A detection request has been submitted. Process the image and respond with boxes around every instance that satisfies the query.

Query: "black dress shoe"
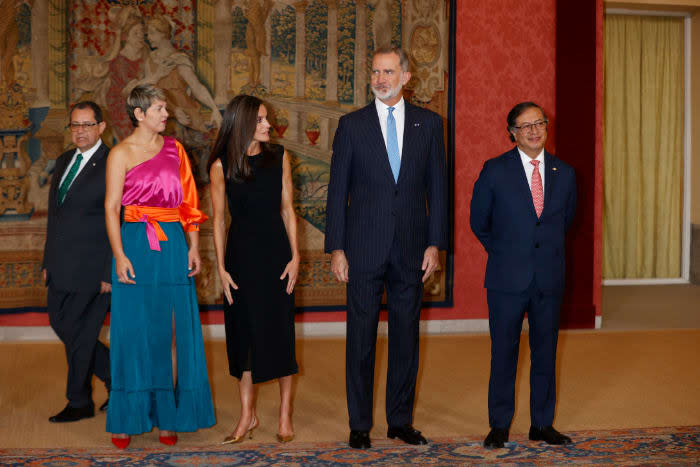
[529,426,572,445]
[349,430,371,449]
[387,425,428,445]
[484,428,509,448]
[49,404,94,423]
[99,398,109,412]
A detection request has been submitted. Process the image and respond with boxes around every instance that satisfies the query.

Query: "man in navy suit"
[325,46,448,449]
[470,102,577,448]
[42,102,112,423]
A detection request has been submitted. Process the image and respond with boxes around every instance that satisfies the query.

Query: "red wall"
[425,0,602,325]
[426,0,558,321]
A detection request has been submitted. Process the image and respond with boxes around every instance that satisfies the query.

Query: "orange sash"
[124,205,180,251]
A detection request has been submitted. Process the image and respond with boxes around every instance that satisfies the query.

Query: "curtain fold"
[603,15,684,279]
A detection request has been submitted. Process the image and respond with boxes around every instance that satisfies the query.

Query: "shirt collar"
[517,147,545,166]
[375,96,405,115]
[75,139,103,158]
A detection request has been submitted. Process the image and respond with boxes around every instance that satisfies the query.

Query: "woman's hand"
[187,247,201,277]
[280,256,300,295]
[115,255,136,284]
[218,266,238,305]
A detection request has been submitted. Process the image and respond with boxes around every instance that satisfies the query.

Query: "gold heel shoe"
[222,417,258,445]
[276,433,295,443]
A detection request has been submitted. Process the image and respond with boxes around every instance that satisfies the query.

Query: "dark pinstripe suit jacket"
[324,101,448,275]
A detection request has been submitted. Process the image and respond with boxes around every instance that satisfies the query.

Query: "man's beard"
[371,82,402,101]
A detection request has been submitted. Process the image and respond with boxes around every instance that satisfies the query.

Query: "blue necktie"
[386,107,400,182]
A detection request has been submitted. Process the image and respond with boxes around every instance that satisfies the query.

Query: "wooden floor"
[1,329,699,449]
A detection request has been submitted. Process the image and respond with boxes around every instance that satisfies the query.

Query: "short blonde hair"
[126,84,167,127]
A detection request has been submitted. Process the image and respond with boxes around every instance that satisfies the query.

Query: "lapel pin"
[92,162,96,167]
[414,122,420,127]
[552,167,557,171]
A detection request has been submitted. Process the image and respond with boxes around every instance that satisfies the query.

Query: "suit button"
[535,243,540,248]
[536,221,541,226]
[394,190,398,196]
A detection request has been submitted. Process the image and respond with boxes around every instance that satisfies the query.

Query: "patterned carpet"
[1,426,698,466]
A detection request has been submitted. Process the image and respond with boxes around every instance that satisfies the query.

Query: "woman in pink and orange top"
[104,84,215,449]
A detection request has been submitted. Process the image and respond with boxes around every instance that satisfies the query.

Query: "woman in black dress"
[208,95,299,444]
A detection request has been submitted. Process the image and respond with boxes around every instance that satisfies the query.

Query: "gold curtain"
[603,15,684,279]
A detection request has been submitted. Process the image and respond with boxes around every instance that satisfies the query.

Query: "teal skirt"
[106,221,215,435]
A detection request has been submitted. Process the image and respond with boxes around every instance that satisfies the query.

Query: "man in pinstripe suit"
[325,46,448,449]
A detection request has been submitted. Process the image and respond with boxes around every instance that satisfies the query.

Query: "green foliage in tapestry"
[289,151,330,233]
[305,1,327,101]
[337,0,355,104]
[232,7,247,49]
[391,1,402,47]
[271,6,295,63]
[17,3,31,47]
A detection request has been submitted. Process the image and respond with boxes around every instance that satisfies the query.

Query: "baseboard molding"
[1,319,494,341]
[0,316,605,342]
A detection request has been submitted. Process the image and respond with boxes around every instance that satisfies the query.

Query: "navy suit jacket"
[325,101,448,274]
[42,142,113,292]
[470,148,577,295]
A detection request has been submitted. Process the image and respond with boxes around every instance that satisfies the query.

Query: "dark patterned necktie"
[58,154,83,205]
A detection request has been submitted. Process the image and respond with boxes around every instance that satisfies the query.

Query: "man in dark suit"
[470,102,577,448]
[42,101,112,423]
[325,46,448,449]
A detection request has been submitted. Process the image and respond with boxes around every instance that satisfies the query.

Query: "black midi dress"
[220,144,298,383]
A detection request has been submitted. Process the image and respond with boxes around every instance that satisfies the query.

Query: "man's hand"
[100,281,112,294]
[421,246,440,283]
[330,250,349,283]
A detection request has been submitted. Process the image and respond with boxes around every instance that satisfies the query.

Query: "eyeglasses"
[68,122,100,131]
[513,120,548,133]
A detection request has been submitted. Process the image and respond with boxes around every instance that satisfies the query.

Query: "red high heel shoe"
[159,433,178,446]
[111,436,131,449]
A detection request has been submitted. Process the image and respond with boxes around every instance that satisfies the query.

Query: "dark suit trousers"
[47,287,111,408]
[486,281,562,429]
[345,242,424,431]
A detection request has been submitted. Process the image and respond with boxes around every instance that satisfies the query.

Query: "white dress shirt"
[375,97,405,158]
[58,139,104,189]
[518,147,545,192]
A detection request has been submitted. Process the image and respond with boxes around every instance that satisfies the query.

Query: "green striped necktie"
[57,153,83,205]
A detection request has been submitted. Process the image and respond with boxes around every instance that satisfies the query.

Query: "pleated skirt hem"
[106,385,216,435]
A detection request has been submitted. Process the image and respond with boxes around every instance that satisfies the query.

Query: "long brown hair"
[207,95,265,183]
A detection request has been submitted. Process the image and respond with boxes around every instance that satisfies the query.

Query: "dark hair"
[373,46,410,72]
[126,84,167,127]
[506,102,547,142]
[70,101,104,123]
[207,95,265,183]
